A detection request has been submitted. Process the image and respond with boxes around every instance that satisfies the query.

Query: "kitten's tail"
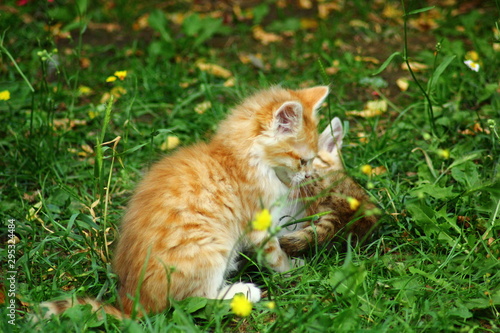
[36,297,127,320]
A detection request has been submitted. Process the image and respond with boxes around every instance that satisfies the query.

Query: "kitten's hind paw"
[291,257,305,269]
[217,283,261,303]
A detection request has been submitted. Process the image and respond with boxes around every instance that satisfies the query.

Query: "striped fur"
[279,118,378,256]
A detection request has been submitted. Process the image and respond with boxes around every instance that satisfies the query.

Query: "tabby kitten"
[40,86,329,318]
[279,118,378,256]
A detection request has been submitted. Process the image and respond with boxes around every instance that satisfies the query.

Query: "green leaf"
[326,262,366,297]
[463,289,500,310]
[267,18,301,32]
[410,184,456,199]
[179,297,208,314]
[451,160,480,188]
[436,206,462,234]
[194,18,223,47]
[76,0,89,14]
[391,276,422,305]
[359,76,388,88]
[448,302,473,319]
[406,202,436,226]
[428,55,456,92]
[148,9,172,43]
[181,14,224,47]
[372,51,402,75]
[331,308,361,330]
[448,151,483,170]
[408,267,455,291]
[253,4,270,25]
[406,6,436,16]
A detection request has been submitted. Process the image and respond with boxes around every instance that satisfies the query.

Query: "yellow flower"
[160,136,180,151]
[78,85,92,95]
[266,301,276,310]
[88,110,98,119]
[106,76,117,82]
[166,136,180,150]
[252,208,272,231]
[437,149,450,159]
[465,51,479,62]
[114,70,127,80]
[347,197,360,211]
[0,90,11,101]
[231,294,252,317]
[360,164,372,176]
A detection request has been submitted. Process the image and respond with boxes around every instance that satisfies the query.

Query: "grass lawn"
[1,0,499,332]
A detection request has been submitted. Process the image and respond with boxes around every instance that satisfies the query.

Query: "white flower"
[464,60,480,72]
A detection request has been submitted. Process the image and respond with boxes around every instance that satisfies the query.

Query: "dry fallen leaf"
[401,61,429,72]
[110,86,127,98]
[408,9,441,32]
[275,58,288,69]
[197,62,232,78]
[346,100,388,118]
[252,26,283,45]
[325,66,340,75]
[325,59,341,74]
[53,118,87,130]
[239,53,266,70]
[299,0,313,9]
[459,122,490,135]
[45,23,71,39]
[349,19,370,29]
[224,77,236,87]
[300,18,318,30]
[382,4,403,20]
[133,13,150,31]
[81,144,94,154]
[80,57,91,69]
[88,22,121,32]
[396,78,410,91]
[372,166,387,176]
[194,101,211,114]
[318,2,343,19]
[357,132,369,144]
[354,56,380,64]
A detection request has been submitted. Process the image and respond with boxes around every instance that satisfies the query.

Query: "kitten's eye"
[300,158,314,167]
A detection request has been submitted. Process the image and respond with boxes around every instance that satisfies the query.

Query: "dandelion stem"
[401,1,436,136]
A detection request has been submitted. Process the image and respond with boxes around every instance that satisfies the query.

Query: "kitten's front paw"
[270,251,291,273]
[218,283,261,303]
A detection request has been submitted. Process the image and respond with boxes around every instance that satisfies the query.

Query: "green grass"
[1,0,499,332]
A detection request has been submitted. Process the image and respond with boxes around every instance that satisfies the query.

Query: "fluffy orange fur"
[34,86,330,320]
[112,85,329,314]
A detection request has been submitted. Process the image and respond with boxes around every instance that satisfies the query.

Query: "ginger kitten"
[39,86,329,318]
[279,118,378,256]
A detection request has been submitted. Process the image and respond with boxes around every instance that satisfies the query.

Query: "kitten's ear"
[274,101,303,135]
[298,86,330,111]
[319,117,343,153]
